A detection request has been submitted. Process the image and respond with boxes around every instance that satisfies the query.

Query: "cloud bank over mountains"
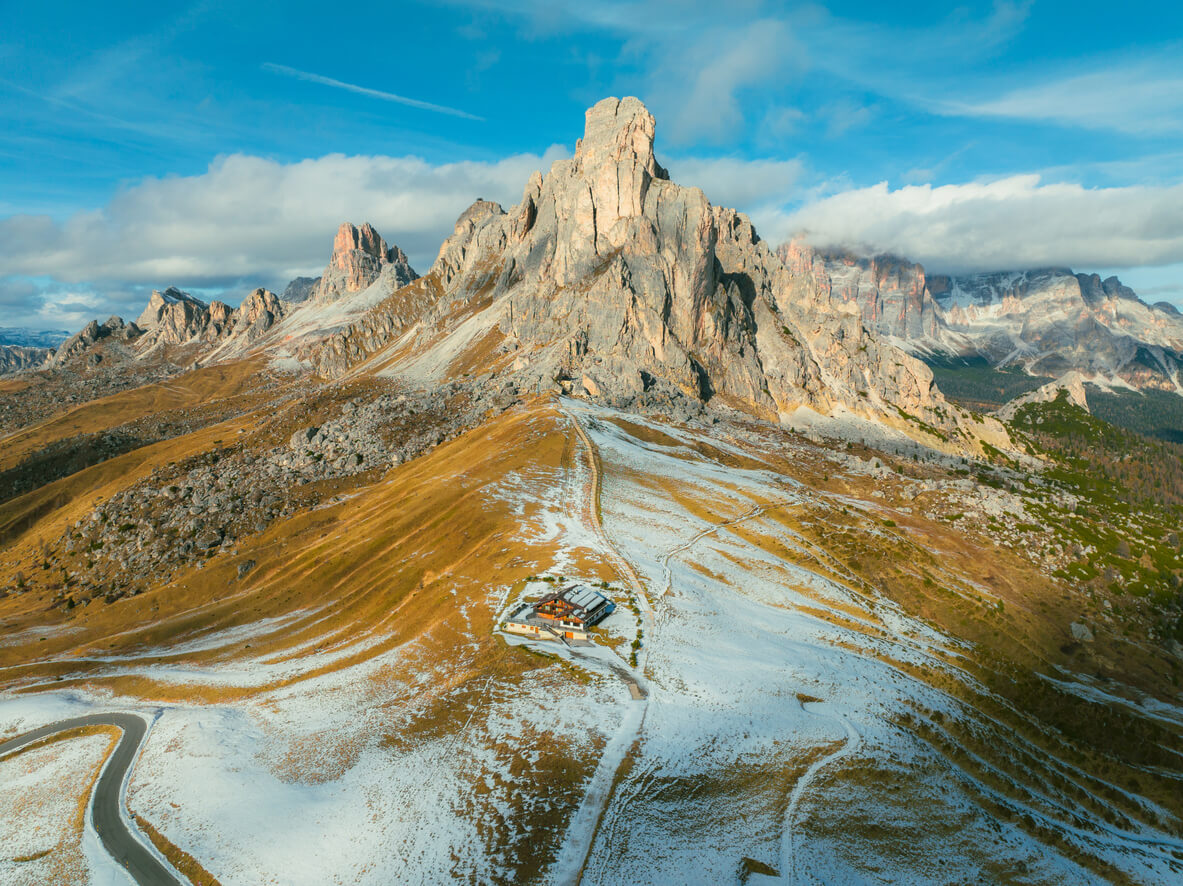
[4,146,1183,328]
[0,148,569,288]
[779,175,1183,275]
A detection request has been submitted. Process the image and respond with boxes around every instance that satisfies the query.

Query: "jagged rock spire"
[311,222,417,304]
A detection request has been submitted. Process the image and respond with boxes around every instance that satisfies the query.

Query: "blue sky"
[2,0,1183,329]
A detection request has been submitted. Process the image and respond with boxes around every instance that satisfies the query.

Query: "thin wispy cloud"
[944,65,1183,135]
[262,63,484,121]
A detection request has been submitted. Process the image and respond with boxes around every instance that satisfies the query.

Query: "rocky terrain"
[295,98,1008,457]
[811,248,1183,394]
[135,285,289,353]
[16,379,516,610]
[309,222,418,304]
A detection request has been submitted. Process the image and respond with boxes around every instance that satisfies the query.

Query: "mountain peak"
[312,222,417,303]
[136,287,206,329]
[332,222,388,265]
[378,96,988,448]
[569,97,667,233]
[577,97,661,170]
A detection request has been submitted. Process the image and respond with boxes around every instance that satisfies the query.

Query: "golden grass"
[132,813,222,886]
[1,400,617,702]
[0,408,261,551]
[0,358,266,473]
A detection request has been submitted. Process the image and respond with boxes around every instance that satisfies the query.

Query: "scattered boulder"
[1069,621,1094,643]
[290,426,319,449]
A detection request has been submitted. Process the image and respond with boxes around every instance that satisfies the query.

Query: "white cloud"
[665,155,804,210]
[779,174,1183,274]
[0,147,570,294]
[9,146,1183,327]
[0,146,802,326]
[647,18,801,144]
[946,60,1183,135]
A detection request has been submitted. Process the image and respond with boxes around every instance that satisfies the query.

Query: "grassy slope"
[0,355,1180,881]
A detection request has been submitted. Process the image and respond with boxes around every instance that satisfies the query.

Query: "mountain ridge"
[805,246,1183,394]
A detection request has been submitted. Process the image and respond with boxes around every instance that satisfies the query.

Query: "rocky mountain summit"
[10,99,1011,454]
[309,222,418,304]
[811,250,1183,393]
[46,316,143,368]
[134,285,288,352]
[305,97,999,450]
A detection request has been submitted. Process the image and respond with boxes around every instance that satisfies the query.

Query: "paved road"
[0,713,181,886]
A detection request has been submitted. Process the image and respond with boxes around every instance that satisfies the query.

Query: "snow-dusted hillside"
[2,397,1178,884]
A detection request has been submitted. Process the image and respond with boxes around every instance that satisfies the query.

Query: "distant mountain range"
[2,97,1182,885]
[0,326,70,348]
[807,250,1183,395]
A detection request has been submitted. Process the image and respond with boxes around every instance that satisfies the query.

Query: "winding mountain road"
[0,713,180,886]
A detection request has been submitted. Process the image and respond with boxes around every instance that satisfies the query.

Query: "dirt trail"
[552,402,654,886]
[565,404,654,623]
[780,702,861,885]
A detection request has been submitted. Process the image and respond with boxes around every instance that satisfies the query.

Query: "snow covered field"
[1,400,1181,884]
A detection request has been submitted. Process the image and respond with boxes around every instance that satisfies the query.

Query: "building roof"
[537,583,610,615]
[560,584,609,612]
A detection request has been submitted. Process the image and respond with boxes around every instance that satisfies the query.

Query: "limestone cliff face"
[0,345,52,375]
[231,288,286,343]
[809,250,940,342]
[418,96,953,429]
[814,250,1183,392]
[930,271,1183,391]
[135,287,210,345]
[129,286,288,353]
[310,222,418,304]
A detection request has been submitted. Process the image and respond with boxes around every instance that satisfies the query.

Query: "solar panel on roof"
[559,585,607,612]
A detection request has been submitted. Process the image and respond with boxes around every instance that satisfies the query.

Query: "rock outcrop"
[309,223,418,304]
[231,288,287,343]
[135,286,288,351]
[46,316,142,368]
[997,371,1090,420]
[136,287,209,330]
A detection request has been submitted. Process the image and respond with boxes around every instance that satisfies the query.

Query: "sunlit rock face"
[310,222,417,304]
[810,250,1183,392]
[421,96,956,430]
